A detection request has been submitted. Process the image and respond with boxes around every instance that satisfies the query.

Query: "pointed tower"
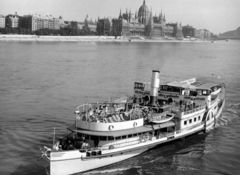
[129,9,131,22]
[148,7,154,37]
[119,9,122,19]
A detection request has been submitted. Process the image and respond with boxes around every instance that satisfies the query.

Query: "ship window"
[122,135,126,139]
[115,136,121,140]
[77,133,83,138]
[184,121,187,125]
[100,136,107,141]
[198,116,200,120]
[108,136,114,141]
[189,119,192,124]
[194,118,196,122]
[128,134,133,138]
[85,135,89,140]
[197,90,202,96]
[90,135,97,140]
[133,133,138,137]
[138,132,142,136]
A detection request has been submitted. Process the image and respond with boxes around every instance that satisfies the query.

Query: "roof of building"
[138,0,150,18]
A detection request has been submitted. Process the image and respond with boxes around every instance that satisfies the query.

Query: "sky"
[1,0,240,34]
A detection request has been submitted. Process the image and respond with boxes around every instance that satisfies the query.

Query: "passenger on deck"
[67,139,74,150]
[58,137,63,149]
[94,137,99,148]
[81,140,90,149]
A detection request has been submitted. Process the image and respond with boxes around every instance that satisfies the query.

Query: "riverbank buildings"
[5,12,21,28]
[0,15,5,28]
[0,1,212,39]
[21,15,60,31]
[182,25,212,39]
[3,12,60,32]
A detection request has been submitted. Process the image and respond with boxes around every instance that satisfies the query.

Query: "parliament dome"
[138,0,150,25]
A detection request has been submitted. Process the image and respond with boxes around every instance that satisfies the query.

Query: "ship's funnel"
[149,70,160,106]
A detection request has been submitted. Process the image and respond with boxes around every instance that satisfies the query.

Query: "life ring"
[109,145,115,150]
[109,125,114,131]
[145,135,149,141]
[133,122,137,127]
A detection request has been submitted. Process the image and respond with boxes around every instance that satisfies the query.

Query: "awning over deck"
[67,121,175,137]
[165,81,196,89]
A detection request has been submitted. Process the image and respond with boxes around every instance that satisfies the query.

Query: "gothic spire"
[119,9,122,19]
[143,0,146,5]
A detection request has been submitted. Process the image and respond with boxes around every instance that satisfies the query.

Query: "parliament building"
[97,0,183,38]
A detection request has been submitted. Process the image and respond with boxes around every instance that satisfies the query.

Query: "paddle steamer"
[39,70,225,175]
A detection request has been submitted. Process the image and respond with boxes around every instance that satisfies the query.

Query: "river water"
[0,40,240,175]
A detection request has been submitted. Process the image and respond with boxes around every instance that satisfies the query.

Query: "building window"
[184,121,187,125]
[194,118,196,122]
[189,119,192,124]
[198,116,200,120]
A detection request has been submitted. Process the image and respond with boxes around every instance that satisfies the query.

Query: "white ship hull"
[50,147,148,175]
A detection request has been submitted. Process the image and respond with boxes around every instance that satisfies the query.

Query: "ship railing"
[83,131,178,155]
[102,132,176,151]
[75,103,144,123]
[182,105,206,115]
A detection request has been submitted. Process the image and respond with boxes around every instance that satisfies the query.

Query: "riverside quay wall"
[0,34,211,43]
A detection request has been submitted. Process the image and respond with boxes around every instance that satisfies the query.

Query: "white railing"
[182,105,206,115]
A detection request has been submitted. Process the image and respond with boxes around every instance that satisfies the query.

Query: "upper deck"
[134,76,224,97]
